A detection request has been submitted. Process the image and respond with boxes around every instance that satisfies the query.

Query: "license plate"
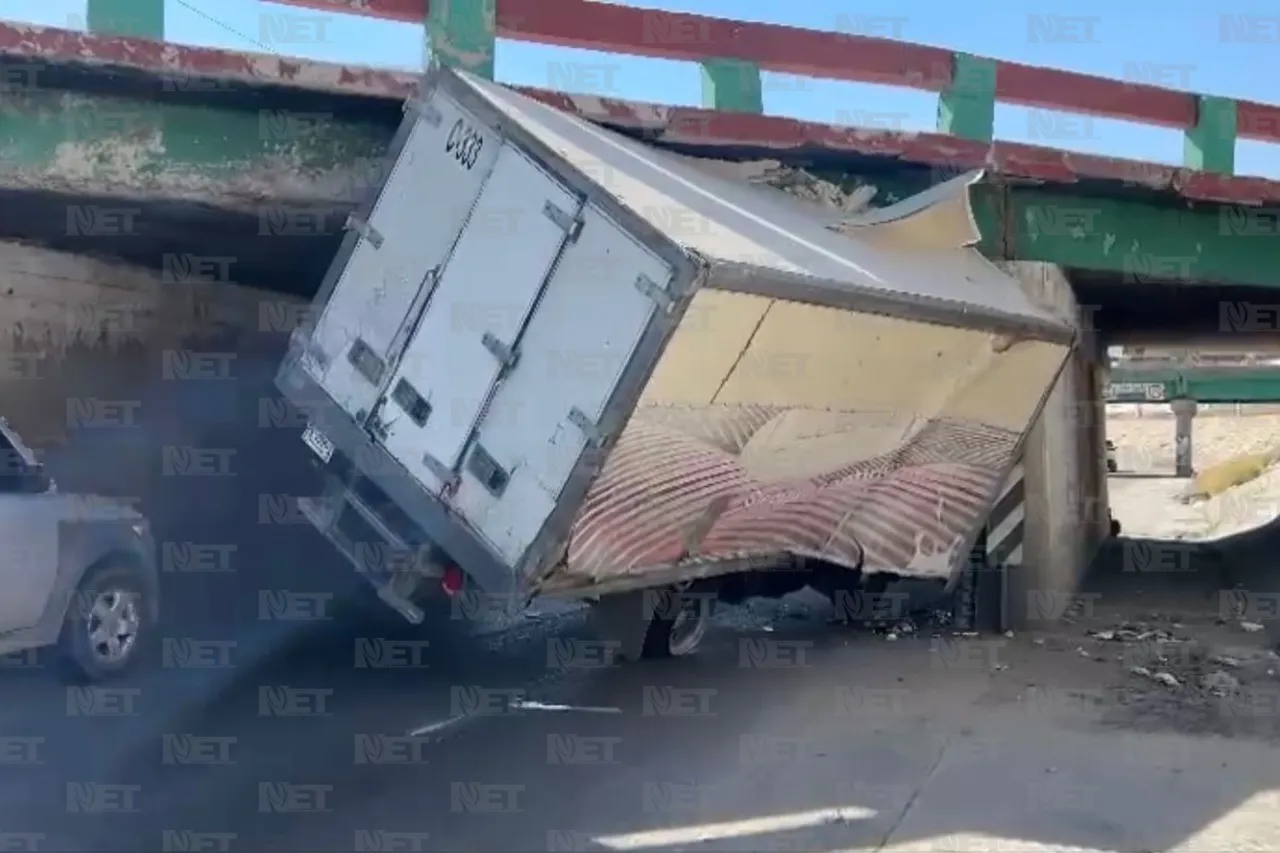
[302,424,334,464]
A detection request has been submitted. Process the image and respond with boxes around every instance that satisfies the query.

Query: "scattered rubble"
[1201,670,1241,694]
[1088,623,1183,644]
[746,163,877,217]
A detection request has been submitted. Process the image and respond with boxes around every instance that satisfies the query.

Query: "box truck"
[275,66,1074,660]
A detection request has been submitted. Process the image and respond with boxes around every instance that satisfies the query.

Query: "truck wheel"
[590,588,711,662]
[641,591,710,660]
[58,558,155,683]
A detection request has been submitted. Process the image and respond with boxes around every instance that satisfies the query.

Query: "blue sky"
[9,0,1280,177]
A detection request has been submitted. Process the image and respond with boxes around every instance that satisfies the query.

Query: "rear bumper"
[274,352,519,599]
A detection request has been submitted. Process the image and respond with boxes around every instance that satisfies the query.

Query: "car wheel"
[58,558,154,683]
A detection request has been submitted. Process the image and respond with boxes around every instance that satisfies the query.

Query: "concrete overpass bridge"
[3,0,1280,623]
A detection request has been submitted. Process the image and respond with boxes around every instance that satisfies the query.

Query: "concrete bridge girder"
[7,63,1280,295]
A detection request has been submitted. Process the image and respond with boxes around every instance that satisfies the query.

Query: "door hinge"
[567,407,602,447]
[481,332,519,371]
[634,273,673,313]
[543,201,584,242]
[421,453,459,491]
[345,215,385,249]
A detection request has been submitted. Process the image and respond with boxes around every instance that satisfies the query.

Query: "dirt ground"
[983,405,1280,742]
[1004,555,1280,742]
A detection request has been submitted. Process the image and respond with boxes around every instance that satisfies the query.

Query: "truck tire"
[590,588,711,662]
[58,557,155,683]
[639,590,709,660]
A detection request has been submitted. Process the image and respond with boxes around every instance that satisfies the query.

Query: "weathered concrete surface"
[0,241,298,446]
[0,240,371,639]
[0,71,399,292]
[1003,261,1109,627]
[0,87,395,210]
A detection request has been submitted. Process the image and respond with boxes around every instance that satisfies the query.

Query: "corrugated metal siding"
[561,404,1020,584]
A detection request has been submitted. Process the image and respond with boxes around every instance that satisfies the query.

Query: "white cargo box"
[279,66,1074,601]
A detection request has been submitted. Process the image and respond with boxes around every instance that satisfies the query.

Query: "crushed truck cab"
[275,66,1074,651]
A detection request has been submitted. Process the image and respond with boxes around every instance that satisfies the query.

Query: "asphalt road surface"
[3,593,1280,853]
[0,344,1278,853]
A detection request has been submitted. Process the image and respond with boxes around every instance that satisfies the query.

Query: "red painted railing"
[5,4,1280,204]
[273,0,1280,144]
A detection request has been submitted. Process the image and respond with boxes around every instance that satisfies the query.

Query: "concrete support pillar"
[1079,359,1111,545]
[1172,398,1197,477]
[998,262,1106,628]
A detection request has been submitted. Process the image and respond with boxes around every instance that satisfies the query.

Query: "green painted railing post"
[428,0,496,79]
[700,59,764,113]
[1184,95,1236,175]
[937,53,996,142]
[86,0,164,39]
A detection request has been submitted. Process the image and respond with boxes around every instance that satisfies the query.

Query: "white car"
[0,419,157,682]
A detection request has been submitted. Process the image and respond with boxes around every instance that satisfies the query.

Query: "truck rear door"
[373,145,584,492]
[299,98,501,423]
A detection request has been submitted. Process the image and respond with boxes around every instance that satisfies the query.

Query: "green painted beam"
[1108,366,1280,403]
[428,0,496,79]
[1184,95,1237,175]
[997,188,1280,288]
[9,76,1280,295]
[1104,375,1175,403]
[86,0,164,39]
[937,53,996,142]
[700,58,765,113]
[0,88,392,210]
[823,170,1280,290]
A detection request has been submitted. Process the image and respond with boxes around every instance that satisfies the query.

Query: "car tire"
[57,558,154,684]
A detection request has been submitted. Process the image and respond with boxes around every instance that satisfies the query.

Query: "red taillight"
[440,565,465,596]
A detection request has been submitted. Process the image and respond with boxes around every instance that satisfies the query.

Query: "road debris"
[1201,670,1241,694]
